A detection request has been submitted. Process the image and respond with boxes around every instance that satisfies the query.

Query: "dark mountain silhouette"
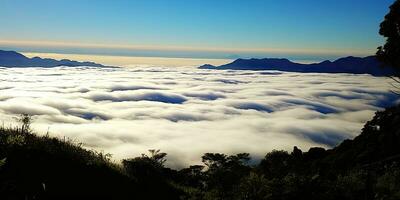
[199,56,396,76]
[0,50,109,68]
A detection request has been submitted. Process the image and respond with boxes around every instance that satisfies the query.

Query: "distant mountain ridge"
[199,56,396,76]
[0,50,109,68]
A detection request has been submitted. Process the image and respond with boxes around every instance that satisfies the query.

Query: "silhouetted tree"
[122,150,181,199]
[377,0,400,92]
[201,153,251,199]
[179,165,205,188]
[122,149,168,178]
[259,150,291,179]
[237,172,270,200]
[291,146,302,158]
[15,114,33,133]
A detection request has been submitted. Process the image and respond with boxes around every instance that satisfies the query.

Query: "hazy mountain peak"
[199,56,395,76]
[0,50,28,59]
[0,50,111,68]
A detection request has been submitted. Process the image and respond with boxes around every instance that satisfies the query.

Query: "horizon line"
[0,39,375,59]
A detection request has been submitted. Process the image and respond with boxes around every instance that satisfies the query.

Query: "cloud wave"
[0,66,398,167]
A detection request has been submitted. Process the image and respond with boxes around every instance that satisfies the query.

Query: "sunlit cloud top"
[0,0,394,60]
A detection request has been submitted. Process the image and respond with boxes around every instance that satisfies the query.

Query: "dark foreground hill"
[1,105,399,200]
[0,50,109,68]
[199,56,396,76]
[0,125,181,199]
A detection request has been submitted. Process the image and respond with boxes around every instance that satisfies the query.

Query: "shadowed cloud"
[231,102,274,113]
[183,92,226,101]
[88,91,187,104]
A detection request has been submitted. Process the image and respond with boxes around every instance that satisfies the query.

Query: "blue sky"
[0,0,395,60]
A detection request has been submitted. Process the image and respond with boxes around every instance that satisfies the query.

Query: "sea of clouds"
[0,66,398,167]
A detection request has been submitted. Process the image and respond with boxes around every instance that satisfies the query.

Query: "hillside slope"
[0,125,180,200]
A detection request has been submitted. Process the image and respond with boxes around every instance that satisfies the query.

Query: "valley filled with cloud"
[0,66,398,167]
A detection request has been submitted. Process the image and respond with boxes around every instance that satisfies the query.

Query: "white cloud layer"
[0,66,398,168]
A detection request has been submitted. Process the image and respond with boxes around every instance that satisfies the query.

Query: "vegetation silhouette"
[377,0,400,76]
[376,0,400,94]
